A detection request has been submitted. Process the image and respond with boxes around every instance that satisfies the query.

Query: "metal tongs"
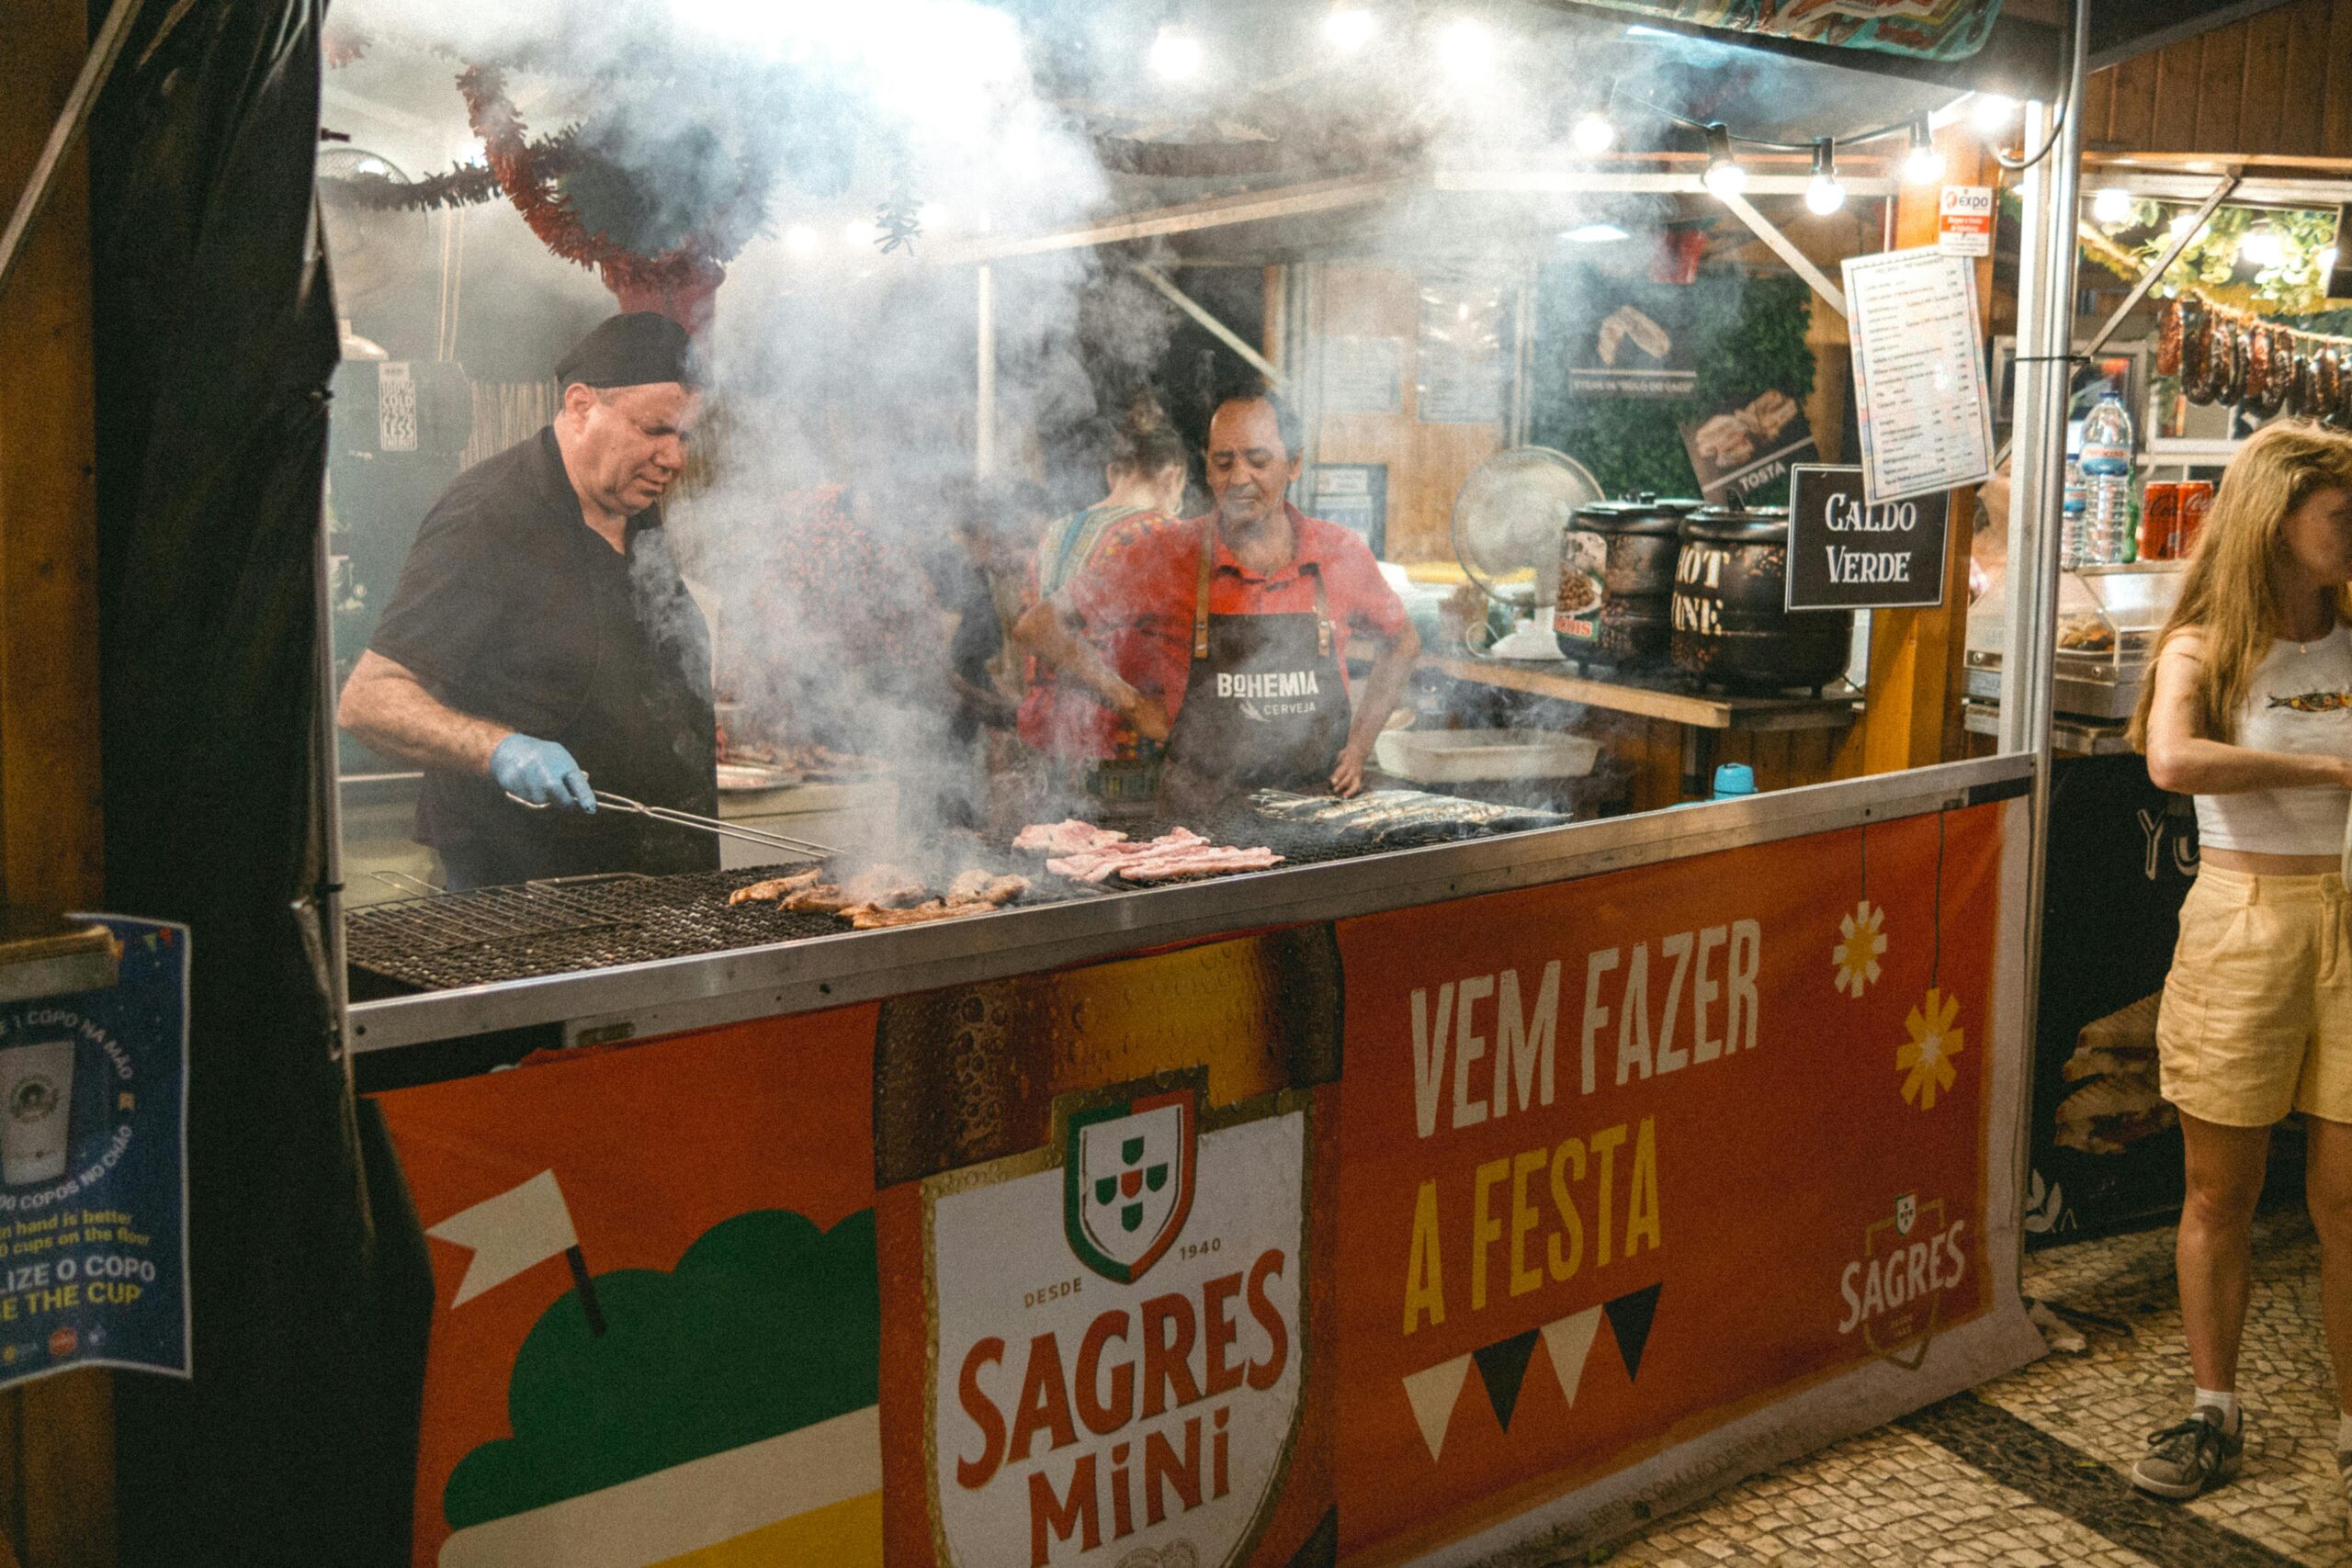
[507,787,833,861]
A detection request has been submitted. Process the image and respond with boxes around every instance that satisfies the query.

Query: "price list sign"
[1841,248,1996,505]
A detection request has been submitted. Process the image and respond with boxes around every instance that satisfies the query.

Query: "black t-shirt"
[369,427,718,886]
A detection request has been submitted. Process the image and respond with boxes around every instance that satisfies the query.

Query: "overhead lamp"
[1970,94,2018,133]
[842,219,876,248]
[1324,3,1374,51]
[2168,209,2204,240]
[2239,224,2284,268]
[1804,137,1845,216]
[1571,110,1616,156]
[1701,122,1746,198]
[1562,222,1629,243]
[2090,187,2132,225]
[783,223,819,256]
[1149,23,1204,82]
[1438,17,1496,83]
[1901,118,1945,186]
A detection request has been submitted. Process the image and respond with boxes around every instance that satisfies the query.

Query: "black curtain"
[88,3,432,1562]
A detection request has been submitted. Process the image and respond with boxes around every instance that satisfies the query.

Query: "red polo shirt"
[1060,504,1408,721]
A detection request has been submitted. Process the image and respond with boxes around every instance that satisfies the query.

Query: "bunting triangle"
[1604,1282,1664,1381]
[1471,1328,1540,1431]
[1401,1354,1472,1461]
[1540,1306,1603,1408]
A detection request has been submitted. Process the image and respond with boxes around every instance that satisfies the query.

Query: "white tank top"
[2194,626,2352,855]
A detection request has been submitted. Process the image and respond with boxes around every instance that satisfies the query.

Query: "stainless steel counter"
[345,750,2033,1056]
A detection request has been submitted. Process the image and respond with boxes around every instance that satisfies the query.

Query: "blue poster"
[0,916,188,1386]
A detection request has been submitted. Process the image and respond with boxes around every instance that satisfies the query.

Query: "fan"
[1450,446,1603,659]
[317,147,431,310]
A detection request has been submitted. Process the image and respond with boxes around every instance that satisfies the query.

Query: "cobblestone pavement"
[1566,1210,2344,1567]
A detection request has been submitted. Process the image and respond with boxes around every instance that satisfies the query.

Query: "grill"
[345,792,1598,997]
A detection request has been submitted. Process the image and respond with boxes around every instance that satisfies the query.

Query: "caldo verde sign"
[1785,465,1951,612]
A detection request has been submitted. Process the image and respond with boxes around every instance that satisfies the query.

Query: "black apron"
[1162,519,1352,812]
[435,528,718,891]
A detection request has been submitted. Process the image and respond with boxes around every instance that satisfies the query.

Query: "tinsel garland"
[458,62,746,306]
[320,130,581,214]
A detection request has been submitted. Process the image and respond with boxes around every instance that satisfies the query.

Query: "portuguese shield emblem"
[1065,1089,1196,1283]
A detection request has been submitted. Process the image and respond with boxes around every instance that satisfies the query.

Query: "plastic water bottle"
[2078,394,2135,564]
[1712,762,1757,799]
[2061,460,2087,570]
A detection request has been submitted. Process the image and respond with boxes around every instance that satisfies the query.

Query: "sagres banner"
[876,931,1340,1568]
[1331,805,2007,1561]
[375,1010,886,1568]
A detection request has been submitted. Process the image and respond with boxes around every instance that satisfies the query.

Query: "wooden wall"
[2081,0,2352,158]
[1308,264,1503,563]
[0,4,110,1565]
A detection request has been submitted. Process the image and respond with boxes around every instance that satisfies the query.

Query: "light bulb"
[1902,121,1945,186]
[2240,225,2284,267]
[1149,24,1203,81]
[1804,138,1844,215]
[783,224,819,256]
[1324,5,1374,51]
[2090,187,2132,224]
[1970,94,2019,132]
[1702,122,1745,198]
[842,219,875,248]
[1572,111,1615,156]
[1561,222,1629,244]
[1438,17,1495,83]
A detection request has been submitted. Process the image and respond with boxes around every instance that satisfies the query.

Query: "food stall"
[292,0,2101,1557]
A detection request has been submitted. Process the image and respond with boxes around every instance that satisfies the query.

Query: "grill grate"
[345,795,1583,995]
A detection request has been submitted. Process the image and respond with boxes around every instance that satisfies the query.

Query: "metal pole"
[2003,0,2087,1280]
[0,0,144,304]
[976,262,996,477]
[2078,172,2238,361]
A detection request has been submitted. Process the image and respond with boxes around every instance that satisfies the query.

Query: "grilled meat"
[727,868,824,906]
[1013,818,1130,855]
[842,864,928,908]
[1046,828,1283,885]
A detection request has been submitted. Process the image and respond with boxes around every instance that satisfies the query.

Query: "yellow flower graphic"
[1897,988,1964,1110]
[1833,899,1888,998]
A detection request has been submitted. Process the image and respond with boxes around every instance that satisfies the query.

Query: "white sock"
[2335,1409,2351,1451]
[2194,1387,2240,1430]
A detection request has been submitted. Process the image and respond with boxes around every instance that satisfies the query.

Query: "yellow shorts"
[2157,866,2352,1126]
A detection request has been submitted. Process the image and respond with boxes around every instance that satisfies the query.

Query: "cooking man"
[337,312,718,889]
[1016,388,1419,805]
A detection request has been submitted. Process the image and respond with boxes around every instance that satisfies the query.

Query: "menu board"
[1840,249,1995,504]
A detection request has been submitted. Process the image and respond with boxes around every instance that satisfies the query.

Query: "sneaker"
[2131,1408,2243,1499]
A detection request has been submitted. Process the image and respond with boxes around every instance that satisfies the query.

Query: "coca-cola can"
[2177,480,2215,557]
[2139,482,2182,560]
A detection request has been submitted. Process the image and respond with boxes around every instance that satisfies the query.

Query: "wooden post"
[1841,123,1996,776]
[0,2,111,1564]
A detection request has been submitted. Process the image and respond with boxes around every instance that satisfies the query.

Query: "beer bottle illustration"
[874,926,1342,1568]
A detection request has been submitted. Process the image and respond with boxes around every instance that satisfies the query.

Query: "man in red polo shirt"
[1017,389,1419,802]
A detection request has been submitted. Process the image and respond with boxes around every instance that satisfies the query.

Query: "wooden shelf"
[1431,656,1862,733]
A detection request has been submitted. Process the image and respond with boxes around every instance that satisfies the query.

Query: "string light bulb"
[1902,119,1945,186]
[1702,122,1746,197]
[1805,137,1846,215]
[1324,4,1374,50]
[1149,23,1204,81]
[2090,187,2132,224]
[2240,224,2285,267]
[1572,110,1616,156]
[783,223,819,256]
[1438,16,1496,83]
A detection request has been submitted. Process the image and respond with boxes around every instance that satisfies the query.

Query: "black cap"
[555,312,700,391]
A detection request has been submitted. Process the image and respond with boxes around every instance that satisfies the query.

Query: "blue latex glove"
[490,734,595,812]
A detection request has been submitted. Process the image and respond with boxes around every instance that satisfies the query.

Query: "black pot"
[1669,504,1853,693]
[1554,494,1699,671]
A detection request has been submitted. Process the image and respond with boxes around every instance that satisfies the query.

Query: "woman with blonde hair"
[2133,419,2352,1507]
